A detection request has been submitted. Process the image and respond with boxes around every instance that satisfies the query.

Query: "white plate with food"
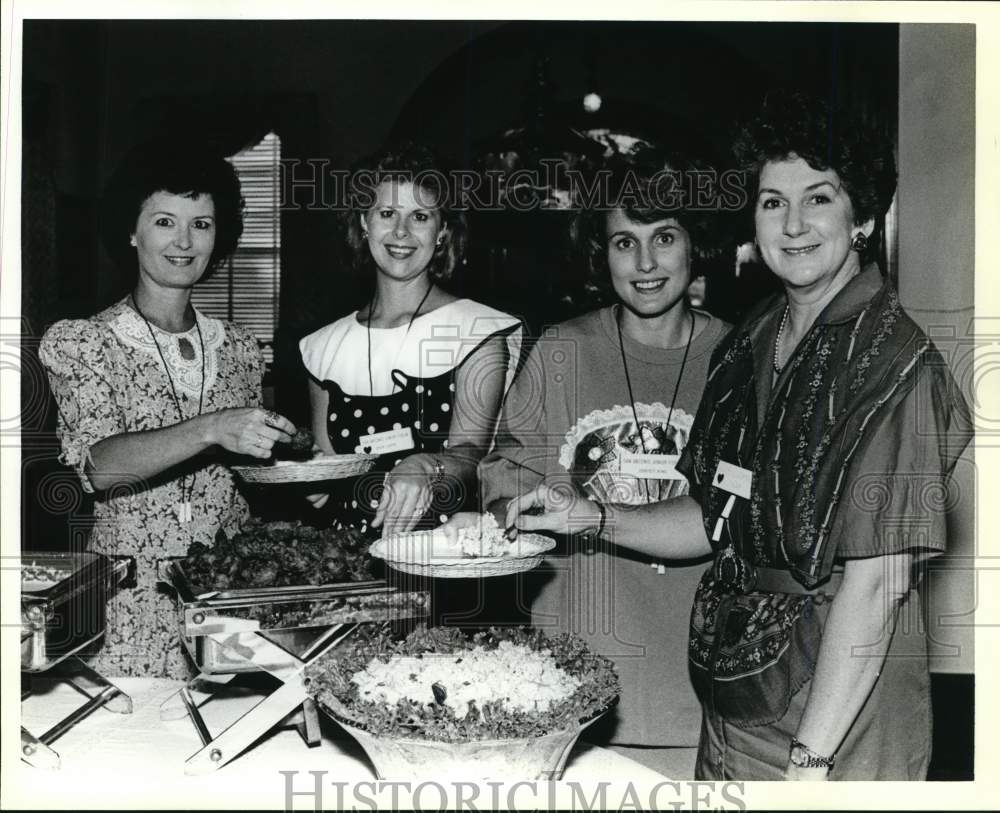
[370,514,555,578]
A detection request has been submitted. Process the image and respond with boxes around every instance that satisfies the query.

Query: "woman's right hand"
[206,407,296,458]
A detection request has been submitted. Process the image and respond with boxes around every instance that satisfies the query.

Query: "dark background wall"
[20,19,899,353]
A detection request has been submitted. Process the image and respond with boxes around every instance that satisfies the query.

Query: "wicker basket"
[324,706,607,780]
[369,531,555,579]
[231,454,375,484]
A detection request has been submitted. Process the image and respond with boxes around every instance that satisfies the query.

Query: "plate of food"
[369,513,555,578]
[231,428,376,484]
[305,625,620,780]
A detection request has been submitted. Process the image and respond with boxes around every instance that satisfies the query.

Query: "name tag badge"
[713,461,753,499]
[619,452,685,480]
[355,427,415,456]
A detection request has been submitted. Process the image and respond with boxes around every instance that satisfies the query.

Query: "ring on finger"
[263,410,281,428]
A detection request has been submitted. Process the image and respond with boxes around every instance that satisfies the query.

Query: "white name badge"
[355,427,415,456]
[619,452,685,480]
[712,461,753,499]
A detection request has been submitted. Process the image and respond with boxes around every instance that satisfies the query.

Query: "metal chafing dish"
[20,551,136,769]
[21,552,135,671]
[158,557,430,774]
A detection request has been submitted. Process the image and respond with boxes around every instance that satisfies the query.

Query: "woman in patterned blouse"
[39,142,296,678]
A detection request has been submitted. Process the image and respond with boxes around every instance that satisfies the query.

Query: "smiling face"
[755,155,872,296]
[133,191,216,291]
[362,180,444,282]
[605,209,692,319]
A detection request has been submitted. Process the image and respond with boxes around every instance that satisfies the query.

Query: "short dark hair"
[101,140,244,273]
[344,142,466,282]
[570,146,722,296]
[732,90,897,256]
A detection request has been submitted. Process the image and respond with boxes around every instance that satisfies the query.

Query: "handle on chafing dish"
[190,581,396,608]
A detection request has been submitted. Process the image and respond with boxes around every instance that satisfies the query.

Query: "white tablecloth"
[11,676,674,810]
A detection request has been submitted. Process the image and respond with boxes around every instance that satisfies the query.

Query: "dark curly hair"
[570,146,723,296]
[344,141,466,283]
[732,91,897,257]
[101,140,245,275]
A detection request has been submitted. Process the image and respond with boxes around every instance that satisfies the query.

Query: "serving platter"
[231,453,375,484]
[370,529,556,579]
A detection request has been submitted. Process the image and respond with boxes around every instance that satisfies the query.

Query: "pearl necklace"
[772,305,789,375]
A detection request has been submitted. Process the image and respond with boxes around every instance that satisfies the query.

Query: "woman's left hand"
[504,482,601,538]
[372,455,441,537]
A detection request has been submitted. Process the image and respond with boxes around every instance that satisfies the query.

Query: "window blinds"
[191,132,281,365]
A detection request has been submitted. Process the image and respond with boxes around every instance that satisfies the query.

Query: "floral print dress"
[39,298,264,678]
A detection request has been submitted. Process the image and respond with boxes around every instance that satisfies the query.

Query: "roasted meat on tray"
[181,518,375,593]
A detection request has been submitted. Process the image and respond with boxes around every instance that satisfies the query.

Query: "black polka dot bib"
[322,368,459,534]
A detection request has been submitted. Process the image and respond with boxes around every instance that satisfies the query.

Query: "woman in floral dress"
[40,143,296,678]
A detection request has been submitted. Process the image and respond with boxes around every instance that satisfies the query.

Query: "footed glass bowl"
[323,703,609,780]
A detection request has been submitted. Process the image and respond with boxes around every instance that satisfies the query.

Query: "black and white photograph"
[2,2,995,810]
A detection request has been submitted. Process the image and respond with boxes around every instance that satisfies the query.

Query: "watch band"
[789,738,835,770]
[430,459,446,481]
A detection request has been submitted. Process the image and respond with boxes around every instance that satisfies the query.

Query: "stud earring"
[851,232,869,253]
[130,236,137,247]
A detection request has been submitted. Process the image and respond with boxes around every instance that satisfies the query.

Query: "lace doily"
[111,307,225,400]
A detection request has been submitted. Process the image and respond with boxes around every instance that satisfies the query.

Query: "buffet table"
[14,676,673,810]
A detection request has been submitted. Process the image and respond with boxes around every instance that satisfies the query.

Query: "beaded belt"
[713,546,843,597]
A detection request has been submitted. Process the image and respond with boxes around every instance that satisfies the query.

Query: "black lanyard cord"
[365,282,434,397]
[615,305,695,454]
[129,294,206,522]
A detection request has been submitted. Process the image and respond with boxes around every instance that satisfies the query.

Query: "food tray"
[231,453,375,484]
[370,530,556,579]
[21,552,135,672]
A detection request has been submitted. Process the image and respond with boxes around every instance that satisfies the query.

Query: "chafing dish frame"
[161,558,431,675]
[20,552,136,769]
[158,557,430,774]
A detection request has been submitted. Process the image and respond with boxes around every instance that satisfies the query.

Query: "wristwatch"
[789,738,835,770]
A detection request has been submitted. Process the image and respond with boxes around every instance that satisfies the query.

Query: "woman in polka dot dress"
[299,143,521,539]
